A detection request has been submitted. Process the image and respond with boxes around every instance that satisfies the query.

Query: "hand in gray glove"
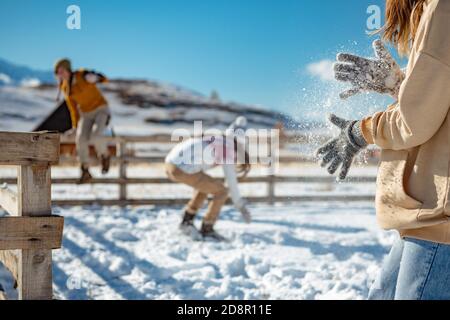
[334,39,405,100]
[316,114,368,180]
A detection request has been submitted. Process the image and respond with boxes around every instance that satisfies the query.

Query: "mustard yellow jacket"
[60,69,108,128]
[362,0,450,243]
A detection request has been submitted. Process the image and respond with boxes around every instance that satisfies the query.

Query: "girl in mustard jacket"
[54,59,111,183]
[317,0,450,299]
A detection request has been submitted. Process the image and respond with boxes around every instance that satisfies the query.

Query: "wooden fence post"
[267,175,275,205]
[17,164,53,300]
[118,141,127,202]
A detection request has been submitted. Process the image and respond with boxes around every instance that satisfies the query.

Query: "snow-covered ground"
[0,162,391,300]
[0,200,395,300]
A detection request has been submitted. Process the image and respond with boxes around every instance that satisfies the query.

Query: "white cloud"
[306,59,335,81]
[0,73,12,84]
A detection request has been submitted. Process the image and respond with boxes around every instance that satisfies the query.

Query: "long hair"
[381,0,427,56]
[203,134,252,178]
[234,138,251,179]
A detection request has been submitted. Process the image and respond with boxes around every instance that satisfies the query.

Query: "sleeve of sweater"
[361,53,450,150]
[361,4,450,150]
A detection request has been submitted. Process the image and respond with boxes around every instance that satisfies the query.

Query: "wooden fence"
[0,133,378,208]
[48,134,377,205]
[0,131,63,300]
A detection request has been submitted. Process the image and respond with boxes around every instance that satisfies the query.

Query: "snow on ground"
[0,201,396,300]
[0,163,392,300]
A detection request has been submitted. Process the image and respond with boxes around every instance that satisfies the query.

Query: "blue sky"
[0,0,393,116]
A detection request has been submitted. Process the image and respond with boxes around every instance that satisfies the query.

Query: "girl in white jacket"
[165,117,251,240]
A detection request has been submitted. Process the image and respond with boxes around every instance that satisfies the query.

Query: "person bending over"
[165,117,252,240]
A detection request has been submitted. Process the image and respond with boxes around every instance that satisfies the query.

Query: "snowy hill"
[0,58,297,134]
[0,58,55,87]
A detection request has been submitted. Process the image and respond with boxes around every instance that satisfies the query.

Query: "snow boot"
[180,211,200,239]
[180,211,195,230]
[77,165,93,184]
[180,211,195,227]
[200,222,226,242]
[101,155,111,175]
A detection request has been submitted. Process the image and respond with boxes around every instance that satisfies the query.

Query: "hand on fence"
[316,114,367,180]
[334,39,405,100]
[64,127,77,138]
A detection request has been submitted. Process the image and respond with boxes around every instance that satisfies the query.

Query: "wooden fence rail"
[19,134,379,205]
[2,175,376,206]
[0,131,63,300]
[2,134,378,207]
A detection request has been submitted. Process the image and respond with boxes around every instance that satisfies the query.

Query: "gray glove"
[334,39,405,100]
[316,114,368,180]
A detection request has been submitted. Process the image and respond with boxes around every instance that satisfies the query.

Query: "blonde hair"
[381,0,426,56]
[234,138,251,179]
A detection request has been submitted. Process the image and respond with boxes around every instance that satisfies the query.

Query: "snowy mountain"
[0,58,298,134]
[0,58,55,87]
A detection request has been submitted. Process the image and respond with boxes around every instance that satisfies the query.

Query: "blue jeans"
[368,236,450,300]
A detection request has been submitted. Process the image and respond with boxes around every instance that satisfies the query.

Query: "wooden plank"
[0,250,18,280]
[17,165,54,300]
[0,216,64,250]
[267,175,275,205]
[117,142,127,201]
[52,195,375,207]
[18,166,52,217]
[0,175,377,186]
[60,144,117,158]
[56,153,318,165]
[57,154,375,166]
[0,185,18,216]
[58,155,170,165]
[60,133,316,144]
[0,131,60,166]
